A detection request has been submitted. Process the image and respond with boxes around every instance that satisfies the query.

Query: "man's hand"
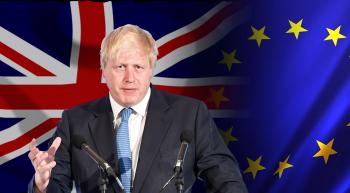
[28,137,61,193]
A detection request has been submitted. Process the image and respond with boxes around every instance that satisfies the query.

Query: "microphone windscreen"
[180,130,193,143]
[72,135,86,149]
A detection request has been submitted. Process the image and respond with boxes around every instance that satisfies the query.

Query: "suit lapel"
[132,89,172,193]
[87,97,118,173]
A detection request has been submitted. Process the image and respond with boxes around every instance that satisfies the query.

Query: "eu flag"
[232,0,350,192]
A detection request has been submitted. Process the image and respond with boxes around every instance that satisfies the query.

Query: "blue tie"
[116,108,133,193]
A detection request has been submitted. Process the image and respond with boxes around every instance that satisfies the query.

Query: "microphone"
[159,131,192,193]
[72,135,125,192]
[174,131,192,174]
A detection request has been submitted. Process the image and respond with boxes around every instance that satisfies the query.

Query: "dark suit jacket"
[29,88,247,193]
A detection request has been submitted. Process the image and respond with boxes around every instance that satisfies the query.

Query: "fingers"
[29,137,60,192]
[37,160,56,173]
[28,138,40,162]
[33,152,46,168]
[29,137,61,169]
[32,151,57,178]
[48,137,61,157]
[28,148,39,162]
[33,151,57,192]
[29,138,37,150]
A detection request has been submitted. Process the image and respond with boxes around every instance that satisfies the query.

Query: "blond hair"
[100,24,158,69]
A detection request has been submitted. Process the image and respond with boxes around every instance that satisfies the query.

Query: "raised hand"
[28,137,61,193]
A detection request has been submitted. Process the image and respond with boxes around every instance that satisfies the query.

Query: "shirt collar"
[109,87,151,118]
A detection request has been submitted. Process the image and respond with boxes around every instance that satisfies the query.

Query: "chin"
[121,98,138,107]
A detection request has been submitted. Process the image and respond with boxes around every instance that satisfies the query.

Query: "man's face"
[102,38,153,107]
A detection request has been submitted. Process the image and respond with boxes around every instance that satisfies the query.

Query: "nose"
[124,66,135,83]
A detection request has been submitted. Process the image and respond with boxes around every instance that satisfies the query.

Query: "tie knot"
[121,108,132,121]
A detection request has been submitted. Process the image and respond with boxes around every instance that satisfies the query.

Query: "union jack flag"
[0,1,249,192]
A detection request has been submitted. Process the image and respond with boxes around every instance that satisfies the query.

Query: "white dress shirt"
[109,88,151,182]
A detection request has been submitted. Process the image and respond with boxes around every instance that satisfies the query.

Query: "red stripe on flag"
[0,85,108,109]
[0,42,55,76]
[76,2,106,84]
[0,118,60,157]
[157,2,240,59]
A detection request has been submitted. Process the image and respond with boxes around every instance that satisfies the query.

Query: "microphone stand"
[159,132,191,193]
[73,136,124,193]
[97,164,126,193]
[158,170,184,193]
[98,165,109,193]
[98,164,125,193]
[174,171,184,193]
[158,173,176,193]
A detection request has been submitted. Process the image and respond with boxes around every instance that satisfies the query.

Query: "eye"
[135,65,144,70]
[112,64,125,70]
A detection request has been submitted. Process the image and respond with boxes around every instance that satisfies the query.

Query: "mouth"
[121,88,137,93]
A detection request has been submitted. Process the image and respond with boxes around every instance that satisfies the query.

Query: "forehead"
[109,45,148,65]
[116,49,148,61]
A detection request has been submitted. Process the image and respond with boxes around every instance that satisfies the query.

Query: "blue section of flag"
[0,118,24,132]
[157,26,249,78]
[112,2,218,40]
[0,65,24,76]
[0,139,49,193]
[237,0,350,192]
[0,2,72,69]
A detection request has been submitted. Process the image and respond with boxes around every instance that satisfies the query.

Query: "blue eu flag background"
[1,1,350,193]
[231,0,350,192]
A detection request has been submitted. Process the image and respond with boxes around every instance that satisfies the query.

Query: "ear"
[101,67,107,79]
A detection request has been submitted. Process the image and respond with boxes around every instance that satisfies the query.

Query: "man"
[28,24,248,193]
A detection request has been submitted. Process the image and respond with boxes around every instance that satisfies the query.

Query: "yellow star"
[244,156,266,179]
[220,127,238,145]
[313,139,337,164]
[324,25,346,46]
[286,19,308,39]
[274,155,294,178]
[218,49,241,71]
[347,122,350,126]
[248,26,270,47]
[206,87,230,108]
